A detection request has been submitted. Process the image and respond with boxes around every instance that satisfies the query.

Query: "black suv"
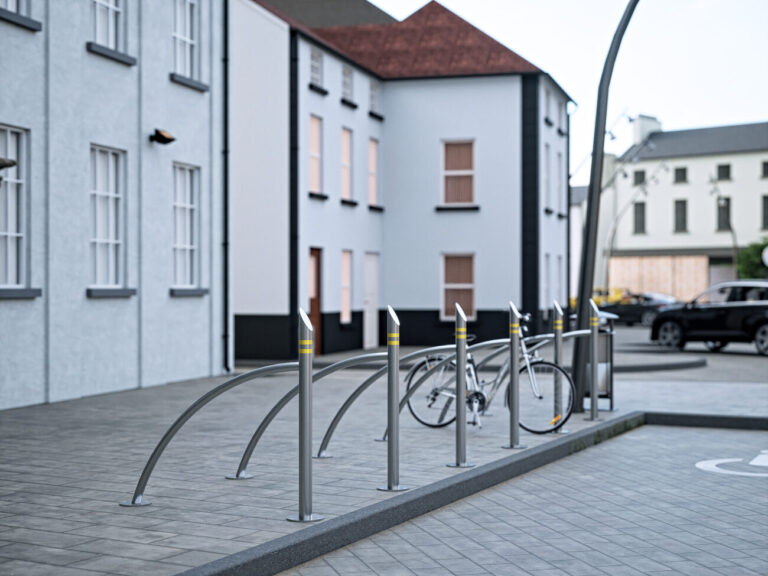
[650,280,768,355]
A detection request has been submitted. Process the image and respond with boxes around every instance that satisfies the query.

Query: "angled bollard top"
[299,308,314,353]
[553,300,564,331]
[455,303,467,337]
[589,299,600,325]
[387,305,400,329]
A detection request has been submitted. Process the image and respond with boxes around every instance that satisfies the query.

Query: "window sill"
[309,83,328,96]
[341,98,358,110]
[673,230,689,234]
[716,178,732,182]
[86,288,137,298]
[369,111,384,122]
[86,42,137,66]
[368,204,384,213]
[309,192,328,201]
[435,204,480,212]
[170,287,209,297]
[170,73,209,92]
[0,288,42,299]
[340,198,358,207]
[544,117,554,127]
[0,7,42,31]
[673,181,688,185]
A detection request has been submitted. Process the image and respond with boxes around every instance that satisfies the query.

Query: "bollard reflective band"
[590,318,599,327]
[554,320,563,330]
[386,332,399,345]
[509,322,519,336]
[299,339,313,354]
[455,327,467,339]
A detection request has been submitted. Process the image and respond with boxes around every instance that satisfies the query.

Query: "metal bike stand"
[288,309,324,522]
[448,304,474,468]
[503,302,526,449]
[379,307,409,491]
[586,300,601,422]
[552,301,569,434]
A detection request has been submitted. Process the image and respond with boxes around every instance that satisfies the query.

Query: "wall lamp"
[149,129,175,145]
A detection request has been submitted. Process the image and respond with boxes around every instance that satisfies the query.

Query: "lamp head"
[0,157,17,171]
[149,129,175,145]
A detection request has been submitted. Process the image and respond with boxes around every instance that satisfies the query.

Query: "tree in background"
[737,238,768,279]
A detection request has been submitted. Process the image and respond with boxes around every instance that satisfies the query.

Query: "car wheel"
[705,341,727,352]
[755,324,768,356]
[657,321,684,349]
[641,311,657,327]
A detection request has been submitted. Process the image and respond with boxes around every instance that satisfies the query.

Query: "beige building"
[599,116,768,301]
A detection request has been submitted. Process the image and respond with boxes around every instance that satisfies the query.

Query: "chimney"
[633,114,662,145]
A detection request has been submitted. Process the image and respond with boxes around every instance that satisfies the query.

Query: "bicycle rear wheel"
[512,360,575,434]
[406,357,457,428]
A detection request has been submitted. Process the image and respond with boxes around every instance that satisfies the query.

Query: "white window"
[341,128,352,200]
[174,0,198,78]
[309,115,323,193]
[173,164,199,287]
[0,126,25,288]
[92,0,122,51]
[2,0,28,15]
[368,138,378,206]
[369,80,379,113]
[340,250,352,324]
[90,146,123,287]
[442,254,474,320]
[342,65,354,102]
[310,48,323,87]
[544,143,551,209]
[443,141,473,204]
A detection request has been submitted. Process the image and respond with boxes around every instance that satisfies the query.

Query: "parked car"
[650,280,768,355]
[601,292,678,327]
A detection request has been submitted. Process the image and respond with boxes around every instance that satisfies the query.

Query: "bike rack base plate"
[377,484,410,492]
[287,514,325,523]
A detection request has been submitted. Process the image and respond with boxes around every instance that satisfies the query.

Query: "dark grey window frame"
[633,170,645,186]
[762,195,768,231]
[674,199,687,233]
[717,197,731,231]
[633,201,646,234]
[673,167,687,184]
[717,163,731,181]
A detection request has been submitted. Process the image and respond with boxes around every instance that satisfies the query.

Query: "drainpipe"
[222,0,231,372]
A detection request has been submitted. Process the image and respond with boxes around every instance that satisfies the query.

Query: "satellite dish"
[762,246,768,267]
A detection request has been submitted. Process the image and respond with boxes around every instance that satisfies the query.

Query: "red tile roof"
[312,1,541,79]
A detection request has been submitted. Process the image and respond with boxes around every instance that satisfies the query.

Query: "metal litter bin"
[586,311,616,410]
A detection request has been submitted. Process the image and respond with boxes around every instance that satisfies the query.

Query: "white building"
[601,117,768,300]
[231,0,572,358]
[0,1,227,410]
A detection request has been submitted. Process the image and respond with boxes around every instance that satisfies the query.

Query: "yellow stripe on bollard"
[590,318,599,326]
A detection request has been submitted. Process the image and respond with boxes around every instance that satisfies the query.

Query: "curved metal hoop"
[120,362,298,506]
[231,353,387,478]
[317,345,455,457]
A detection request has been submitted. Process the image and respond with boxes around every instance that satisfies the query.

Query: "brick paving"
[0,337,766,575]
[279,426,768,576]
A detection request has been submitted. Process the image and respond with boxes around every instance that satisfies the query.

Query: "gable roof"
[621,122,768,162]
[258,0,395,28]
[312,1,541,80]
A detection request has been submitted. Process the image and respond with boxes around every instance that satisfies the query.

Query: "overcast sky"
[369,0,768,185]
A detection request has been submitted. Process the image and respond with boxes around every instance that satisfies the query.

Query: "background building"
[0,0,227,410]
[231,0,572,359]
[600,117,768,300]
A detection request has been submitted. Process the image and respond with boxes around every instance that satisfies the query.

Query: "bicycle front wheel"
[406,357,457,428]
[512,361,575,434]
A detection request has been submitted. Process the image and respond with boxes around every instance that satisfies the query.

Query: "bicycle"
[405,314,575,434]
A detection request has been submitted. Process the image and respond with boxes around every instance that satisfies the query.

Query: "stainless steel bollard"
[553,301,568,434]
[287,309,324,522]
[503,302,525,449]
[448,304,473,468]
[588,299,601,421]
[379,307,409,491]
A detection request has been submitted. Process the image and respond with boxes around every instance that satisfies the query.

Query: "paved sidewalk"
[0,340,765,575]
[279,426,768,576]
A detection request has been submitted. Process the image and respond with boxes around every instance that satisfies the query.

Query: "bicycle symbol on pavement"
[696,450,768,477]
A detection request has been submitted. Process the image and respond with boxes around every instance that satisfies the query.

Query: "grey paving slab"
[278,426,768,576]
[1,327,766,575]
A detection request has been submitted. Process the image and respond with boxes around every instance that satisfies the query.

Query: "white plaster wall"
[297,38,385,315]
[613,151,768,252]
[538,76,569,309]
[140,0,220,387]
[0,0,225,408]
[0,2,47,409]
[231,0,290,316]
[381,76,521,313]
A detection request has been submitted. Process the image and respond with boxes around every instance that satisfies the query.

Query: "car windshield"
[694,286,730,305]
